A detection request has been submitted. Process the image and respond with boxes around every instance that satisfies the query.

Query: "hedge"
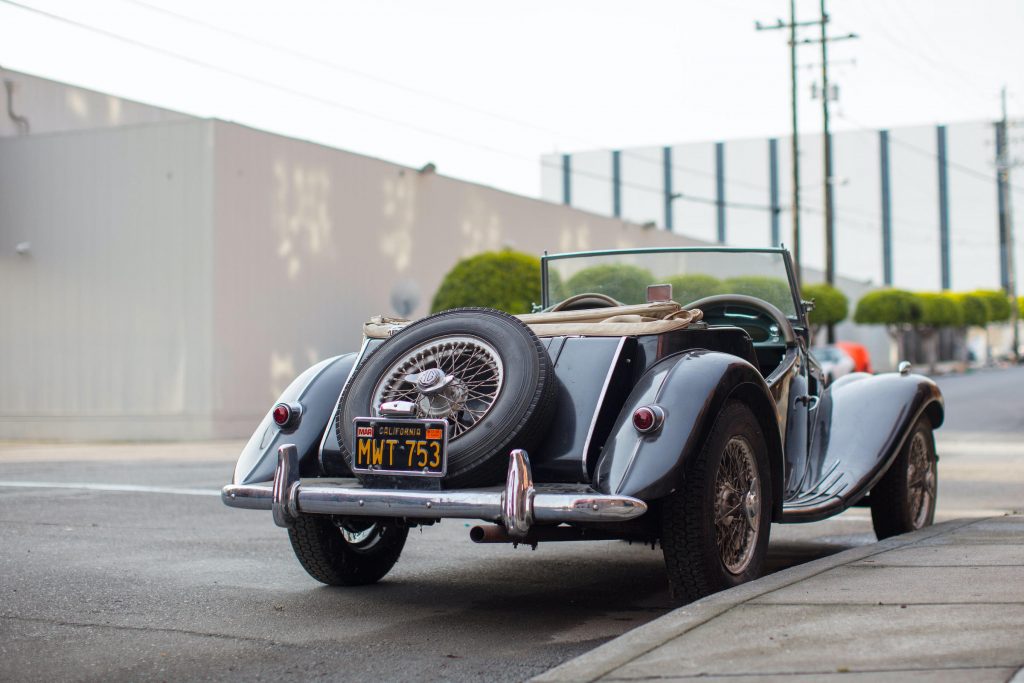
[564,264,654,305]
[430,249,542,314]
[801,283,849,327]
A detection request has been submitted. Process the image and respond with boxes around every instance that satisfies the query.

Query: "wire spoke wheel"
[370,335,504,440]
[870,417,938,540]
[906,431,936,529]
[714,436,760,575]
[660,401,771,605]
[334,309,556,488]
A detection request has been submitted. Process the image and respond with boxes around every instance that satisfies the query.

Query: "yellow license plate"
[352,418,448,477]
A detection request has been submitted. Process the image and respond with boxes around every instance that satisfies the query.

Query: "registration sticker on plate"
[352,418,448,477]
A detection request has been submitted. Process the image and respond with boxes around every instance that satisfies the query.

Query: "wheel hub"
[371,335,504,440]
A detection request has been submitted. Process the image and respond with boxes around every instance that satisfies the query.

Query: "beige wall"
[0,116,703,440]
[0,121,215,439]
[1,68,192,138]
[208,122,703,437]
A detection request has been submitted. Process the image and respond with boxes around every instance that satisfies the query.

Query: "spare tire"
[334,308,557,488]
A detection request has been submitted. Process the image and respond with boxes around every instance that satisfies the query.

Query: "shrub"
[664,274,723,304]
[721,276,793,311]
[802,283,849,327]
[853,289,923,327]
[430,249,542,314]
[955,293,989,328]
[973,289,1012,323]
[565,264,655,305]
[918,292,965,328]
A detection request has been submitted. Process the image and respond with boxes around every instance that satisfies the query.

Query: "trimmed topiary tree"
[854,289,923,364]
[565,264,655,305]
[956,293,989,329]
[801,283,849,343]
[721,276,793,311]
[955,292,990,365]
[665,274,723,304]
[973,289,1011,323]
[970,289,1012,364]
[430,249,542,315]
[917,293,965,372]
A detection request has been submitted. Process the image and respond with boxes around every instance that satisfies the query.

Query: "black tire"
[870,417,937,540]
[288,516,408,586]
[334,308,557,488]
[660,401,772,604]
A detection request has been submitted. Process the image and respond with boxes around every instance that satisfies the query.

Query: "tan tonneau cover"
[363,303,703,340]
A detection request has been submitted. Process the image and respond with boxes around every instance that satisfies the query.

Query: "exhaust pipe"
[469,524,620,544]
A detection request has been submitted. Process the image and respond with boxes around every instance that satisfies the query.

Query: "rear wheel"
[870,417,937,540]
[660,401,772,604]
[288,516,408,586]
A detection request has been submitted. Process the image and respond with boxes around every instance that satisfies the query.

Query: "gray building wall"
[0,120,215,440]
[0,107,706,440]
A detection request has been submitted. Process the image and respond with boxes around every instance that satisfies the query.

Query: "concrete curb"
[531,517,983,683]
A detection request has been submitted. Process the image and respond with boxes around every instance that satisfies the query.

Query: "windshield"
[544,248,798,316]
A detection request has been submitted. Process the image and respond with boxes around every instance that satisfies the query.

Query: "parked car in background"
[836,341,873,373]
[812,344,856,383]
[223,247,943,605]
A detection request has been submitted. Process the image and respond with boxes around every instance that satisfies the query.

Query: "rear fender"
[232,353,358,486]
[593,349,785,518]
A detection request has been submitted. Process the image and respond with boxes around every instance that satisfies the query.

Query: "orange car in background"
[836,341,873,373]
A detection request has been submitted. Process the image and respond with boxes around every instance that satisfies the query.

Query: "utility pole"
[796,0,857,342]
[997,86,1020,362]
[755,3,823,287]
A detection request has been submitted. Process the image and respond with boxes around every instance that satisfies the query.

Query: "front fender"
[232,353,358,486]
[593,349,784,516]
[781,371,944,522]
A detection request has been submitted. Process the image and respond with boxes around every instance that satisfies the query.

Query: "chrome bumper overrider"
[222,444,647,538]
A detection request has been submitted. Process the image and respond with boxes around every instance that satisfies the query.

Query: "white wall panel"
[833,129,883,284]
[0,121,214,439]
[947,121,1001,291]
[619,146,664,227]
[889,126,941,290]
[671,142,717,244]
[568,150,614,216]
[724,138,773,249]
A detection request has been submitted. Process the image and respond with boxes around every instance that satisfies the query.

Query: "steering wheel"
[550,292,623,312]
[684,294,796,346]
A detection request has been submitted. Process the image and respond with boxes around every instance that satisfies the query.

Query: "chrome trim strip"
[580,336,627,481]
[317,337,372,465]
[222,481,647,524]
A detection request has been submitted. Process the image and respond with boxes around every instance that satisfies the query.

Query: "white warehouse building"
[542,123,1024,293]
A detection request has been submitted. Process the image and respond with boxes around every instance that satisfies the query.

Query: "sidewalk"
[535,515,1024,682]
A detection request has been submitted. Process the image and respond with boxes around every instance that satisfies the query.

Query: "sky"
[0,0,1022,198]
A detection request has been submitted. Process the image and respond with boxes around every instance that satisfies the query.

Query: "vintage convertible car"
[223,247,943,603]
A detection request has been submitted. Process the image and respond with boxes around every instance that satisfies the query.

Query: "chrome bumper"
[222,444,647,538]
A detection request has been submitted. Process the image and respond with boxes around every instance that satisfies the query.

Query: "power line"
[6,0,779,209]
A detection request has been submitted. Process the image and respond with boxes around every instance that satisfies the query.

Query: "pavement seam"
[599,664,1019,681]
[0,614,276,646]
[531,517,983,683]
[735,601,1024,606]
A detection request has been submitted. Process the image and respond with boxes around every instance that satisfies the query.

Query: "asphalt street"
[1,366,1021,682]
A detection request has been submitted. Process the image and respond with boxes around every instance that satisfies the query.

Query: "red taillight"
[272,404,291,426]
[632,405,664,434]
